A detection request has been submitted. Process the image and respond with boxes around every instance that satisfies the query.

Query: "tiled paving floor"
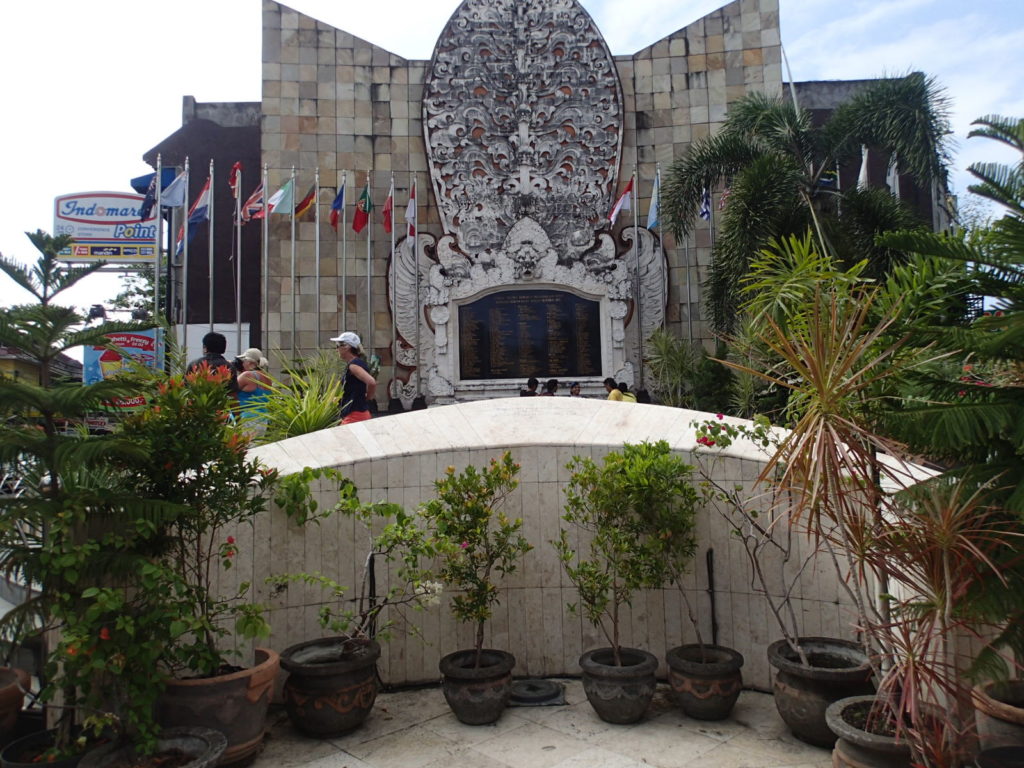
[253,679,832,768]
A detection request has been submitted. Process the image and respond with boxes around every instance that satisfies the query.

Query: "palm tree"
[661,73,952,334]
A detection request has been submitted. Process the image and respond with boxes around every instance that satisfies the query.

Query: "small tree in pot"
[420,452,531,725]
[554,441,695,724]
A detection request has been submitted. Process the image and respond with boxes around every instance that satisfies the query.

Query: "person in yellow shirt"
[619,381,637,403]
[603,377,623,401]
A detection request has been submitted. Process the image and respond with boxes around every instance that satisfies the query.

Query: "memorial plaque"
[459,290,602,380]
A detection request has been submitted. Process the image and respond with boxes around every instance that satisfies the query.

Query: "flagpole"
[412,172,420,397]
[205,159,213,334]
[632,168,643,388]
[235,165,243,348]
[389,172,396,404]
[261,163,269,351]
[153,155,162,324]
[341,170,348,331]
[684,229,692,344]
[365,169,372,362]
[289,165,297,361]
[182,158,191,358]
[314,167,321,344]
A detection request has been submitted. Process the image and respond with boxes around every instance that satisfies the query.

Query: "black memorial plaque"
[458,290,602,380]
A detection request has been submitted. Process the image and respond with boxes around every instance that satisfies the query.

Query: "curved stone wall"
[228,398,857,690]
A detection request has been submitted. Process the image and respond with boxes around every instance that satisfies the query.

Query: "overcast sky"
[1,0,1022,313]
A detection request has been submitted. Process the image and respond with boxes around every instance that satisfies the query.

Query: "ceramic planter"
[766,637,873,748]
[157,647,279,766]
[579,647,658,724]
[825,695,914,768]
[79,727,226,768]
[1,730,84,768]
[666,644,744,721]
[280,637,381,737]
[974,680,1024,750]
[439,649,515,725]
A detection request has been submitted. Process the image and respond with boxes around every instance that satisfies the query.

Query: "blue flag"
[646,170,660,230]
[138,174,157,221]
[699,188,711,221]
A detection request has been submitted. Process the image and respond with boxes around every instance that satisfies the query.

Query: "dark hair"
[618,381,630,393]
[527,377,539,389]
[545,378,559,393]
[202,332,227,355]
[603,377,617,388]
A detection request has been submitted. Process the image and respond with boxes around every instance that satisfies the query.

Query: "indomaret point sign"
[53,191,157,263]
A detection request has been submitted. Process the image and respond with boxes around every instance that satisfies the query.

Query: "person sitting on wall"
[520,377,539,396]
[619,381,638,403]
[186,331,238,394]
[235,347,272,418]
[333,331,376,424]
[603,377,622,401]
[540,379,559,396]
[568,381,582,397]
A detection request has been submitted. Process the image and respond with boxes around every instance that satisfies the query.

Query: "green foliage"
[420,452,531,662]
[268,494,442,654]
[554,441,698,665]
[258,349,346,442]
[662,74,951,333]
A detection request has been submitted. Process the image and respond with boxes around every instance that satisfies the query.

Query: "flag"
[267,179,294,215]
[329,182,345,230]
[352,179,373,233]
[608,177,633,224]
[382,181,394,234]
[719,187,731,211]
[294,185,316,219]
[646,171,660,230]
[405,182,416,237]
[857,145,869,190]
[175,177,211,255]
[228,162,242,198]
[161,172,187,208]
[699,188,711,221]
[138,174,157,221]
[886,154,900,197]
[241,184,264,223]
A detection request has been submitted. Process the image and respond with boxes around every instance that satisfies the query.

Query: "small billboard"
[53,191,157,263]
[83,329,165,413]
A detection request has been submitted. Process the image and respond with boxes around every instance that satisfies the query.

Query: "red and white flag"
[608,177,633,224]
[228,162,242,198]
[382,179,395,234]
[241,183,264,223]
[405,181,416,237]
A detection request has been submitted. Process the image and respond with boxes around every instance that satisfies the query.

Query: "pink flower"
[226,536,235,545]
[99,627,111,641]
[716,413,724,420]
[460,541,469,549]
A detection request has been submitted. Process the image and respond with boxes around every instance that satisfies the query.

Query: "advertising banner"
[53,191,157,263]
[83,329,164,413]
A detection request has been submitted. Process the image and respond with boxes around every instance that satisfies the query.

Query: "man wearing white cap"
[331,331,376,424]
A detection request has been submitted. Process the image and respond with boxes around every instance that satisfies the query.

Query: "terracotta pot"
[439,649,515,725]
[579,647,658,725]
[0,669,29,742]
[825,696,914,768]
[766,637,874,748]
[666,644,744,721]
[79,727,227,768]
[157,648,279,766]
[974,680,1024,750]
[280,637,380,737]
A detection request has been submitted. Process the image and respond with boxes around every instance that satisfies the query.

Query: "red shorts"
[341,410,372,425]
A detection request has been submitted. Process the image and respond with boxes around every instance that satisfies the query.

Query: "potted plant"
[269,489,441,737]
[420,452,532,725]
[554,441,688,724]
[114,366,284,766]
[0,232,188,765]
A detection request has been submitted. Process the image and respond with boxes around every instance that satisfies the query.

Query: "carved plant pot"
[280,637,381,738]
[157,647,279,766]
[825,696,915,768]
[666,644,744,721]
[579,647,658,725]
[767,637,874,748]
[439,649,515,726]
[974,680,1024,750]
